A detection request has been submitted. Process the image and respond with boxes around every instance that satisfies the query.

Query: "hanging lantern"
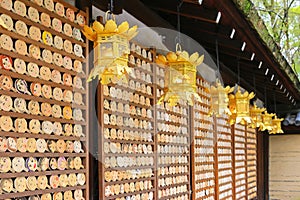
[82,12,138,84]
[228,87,255,125]
[209,79,234,116]
[249,104,266,128]
[156,44,204,106]
[269,115,284,134]
[259,111,275,131]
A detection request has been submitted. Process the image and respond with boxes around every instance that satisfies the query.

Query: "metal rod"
[253,73,256,93]
[273,91,277,113]
[264,84,267,108]
[237,58,240,85]
[110,0,114,12]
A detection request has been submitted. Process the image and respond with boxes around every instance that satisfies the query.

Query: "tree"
[252,0,300,78]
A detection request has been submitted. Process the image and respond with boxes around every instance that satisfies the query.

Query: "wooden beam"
[144,0,219,24]
[215,0,300,101]
[193,39,253,61]
[183,0,216,7]
[145,0,300,102]
[93,0,174,29]
[161,13,234,38]
[219,56,287,94]
[219,56,291,105]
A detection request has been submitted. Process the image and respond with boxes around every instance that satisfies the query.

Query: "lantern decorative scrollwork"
[209,79,234,116]
[82,12,138,84]
[228,87,255,125]
[156,44,204,106]
[269,116,284,134]
[249,104,266,128]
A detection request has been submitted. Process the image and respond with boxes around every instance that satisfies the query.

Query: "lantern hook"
[104,11,116,22]
[176,43,182,52]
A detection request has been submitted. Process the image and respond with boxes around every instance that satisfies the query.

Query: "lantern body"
[209,81,233,116]
[82,17,138,84]
[95,34,129,66]
[249,105,265,128]
[164,61,198,106]
[235,89,255,125]
[93,34,131,84]
[228,88,255,125]
[156,47,204,106]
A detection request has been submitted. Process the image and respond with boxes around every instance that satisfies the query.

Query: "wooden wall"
[269,135,300,200]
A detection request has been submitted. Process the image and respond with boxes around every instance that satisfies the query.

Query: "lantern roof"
[210,79,234,94]
[250,104,266,113]
[82,19,138,42]
[263,111,276,118]
[235,88,255,99]
[156,48,204,67]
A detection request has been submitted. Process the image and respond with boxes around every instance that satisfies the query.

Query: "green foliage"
[251,0,300,79]
[290,5,300,14]
[243,1,253,14]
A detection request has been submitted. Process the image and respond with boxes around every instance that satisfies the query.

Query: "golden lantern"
[249,104,266,128]
[209,79,234,116]
[156,44,204,106]
[228,93,237,125]
[269,115,284,134]
[82,12,138,84]
[259,111,275,131]
[228,87,255,125]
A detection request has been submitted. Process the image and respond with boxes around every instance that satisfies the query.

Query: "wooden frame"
[0,0,89,198]
[191,76,258,200]
[95,57,259,200]
[97,45,158,199]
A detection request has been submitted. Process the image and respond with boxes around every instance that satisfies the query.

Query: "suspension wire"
[264,84,267,108]
[237,58,240,85]
[273,91,277,113]
[216,39,219,70]
[253,73,256,93]
[176,0,184,45]
[110,0,113,12]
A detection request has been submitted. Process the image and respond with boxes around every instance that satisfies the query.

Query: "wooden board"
[0,0,89,198]
[192,77,216,200]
